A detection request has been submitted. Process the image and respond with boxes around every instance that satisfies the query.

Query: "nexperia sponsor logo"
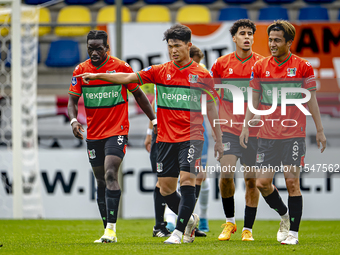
[82,85,124,108]
[85,91,119,100]
[157,85,201,111]
[222,79,250,102]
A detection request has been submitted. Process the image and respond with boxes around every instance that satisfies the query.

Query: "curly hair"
[229,19,256,37]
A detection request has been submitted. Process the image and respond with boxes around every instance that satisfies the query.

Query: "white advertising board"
[1,148,340,219]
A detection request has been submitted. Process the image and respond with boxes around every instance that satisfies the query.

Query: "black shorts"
[156,140,204,178]
[86,135,128,167]
[222,132,258,166]
[150,132,158,173]
[256,137,306,168]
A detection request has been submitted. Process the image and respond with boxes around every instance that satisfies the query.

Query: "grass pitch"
[0,219,339,255]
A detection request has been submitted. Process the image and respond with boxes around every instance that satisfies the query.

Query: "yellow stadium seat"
[0,11,10,37]
[55,6,91,37]
[176,5,211,24]
[136,5,171,22]
[21,8,51,37]
[97,6,131,26]
[38,7,51,37]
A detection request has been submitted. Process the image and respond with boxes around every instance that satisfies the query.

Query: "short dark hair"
[267,20,296,42]
[87,30,108,46]
[229,19,256,37]
[163,24,191,44]
[190,45,204,60]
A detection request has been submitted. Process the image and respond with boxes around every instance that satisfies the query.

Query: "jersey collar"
[234,52,253,64]
[273,52,292,67]
[172,59,194,70]
[95,55,110,70]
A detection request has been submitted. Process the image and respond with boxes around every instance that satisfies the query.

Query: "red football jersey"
[211,52,264,137]
[68,55,139,140]
[137,59,214,143]
[250,52,317,139]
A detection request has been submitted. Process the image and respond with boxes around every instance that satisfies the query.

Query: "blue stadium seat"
[24,0,50,4]
[298,6,329,21]
[65,0,98,4]
[104,0,138,4]
[223,0,256,4]
[184,0,216,4]
[258,6,289,21]
[264,0,296,3]
[304,0,335,3]
[218,7,248,21]
[45,40,80,67]
[144,0,177,3]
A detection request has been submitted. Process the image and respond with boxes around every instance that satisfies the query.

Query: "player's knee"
[220,177,233,187]
[256,179,271,193]
[245,178,256,190]
[285,178,300,195]
[159,186,175,196]
[105,169,118,183]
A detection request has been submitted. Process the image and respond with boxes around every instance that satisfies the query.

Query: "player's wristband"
[70,118,78,125]
[146,128,153,135]
[151,119,157,126]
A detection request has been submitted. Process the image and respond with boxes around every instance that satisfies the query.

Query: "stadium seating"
[263,0,296,3]
[97,6,131,25]
[303,0,335,3]
[0,11,10,37]
[144,0,177,3]
[184,0,217,4]
[218,7,248,21]
[223,0,256,4]
[104,0,139,5]
[176,5,211,23]
[45,40,80,67]
[55,6,91,37]
[298,6,329,21]
[258,6,289,21]
[38,7,51,37]
[24,0,50,5]
[136,6,171,22]
[65,0,98,4]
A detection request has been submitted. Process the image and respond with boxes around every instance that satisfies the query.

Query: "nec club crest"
[189,74,198,83]
[88,149,96,159]
[256,153,265,163]
[287,68,297,77]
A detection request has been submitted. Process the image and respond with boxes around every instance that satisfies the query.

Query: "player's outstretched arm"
[240,91,260,149]
[67,94,85,140]
[74,72,139,85]
[307,90,327,153]
[132,88,157,134]
[206,101,223,161]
